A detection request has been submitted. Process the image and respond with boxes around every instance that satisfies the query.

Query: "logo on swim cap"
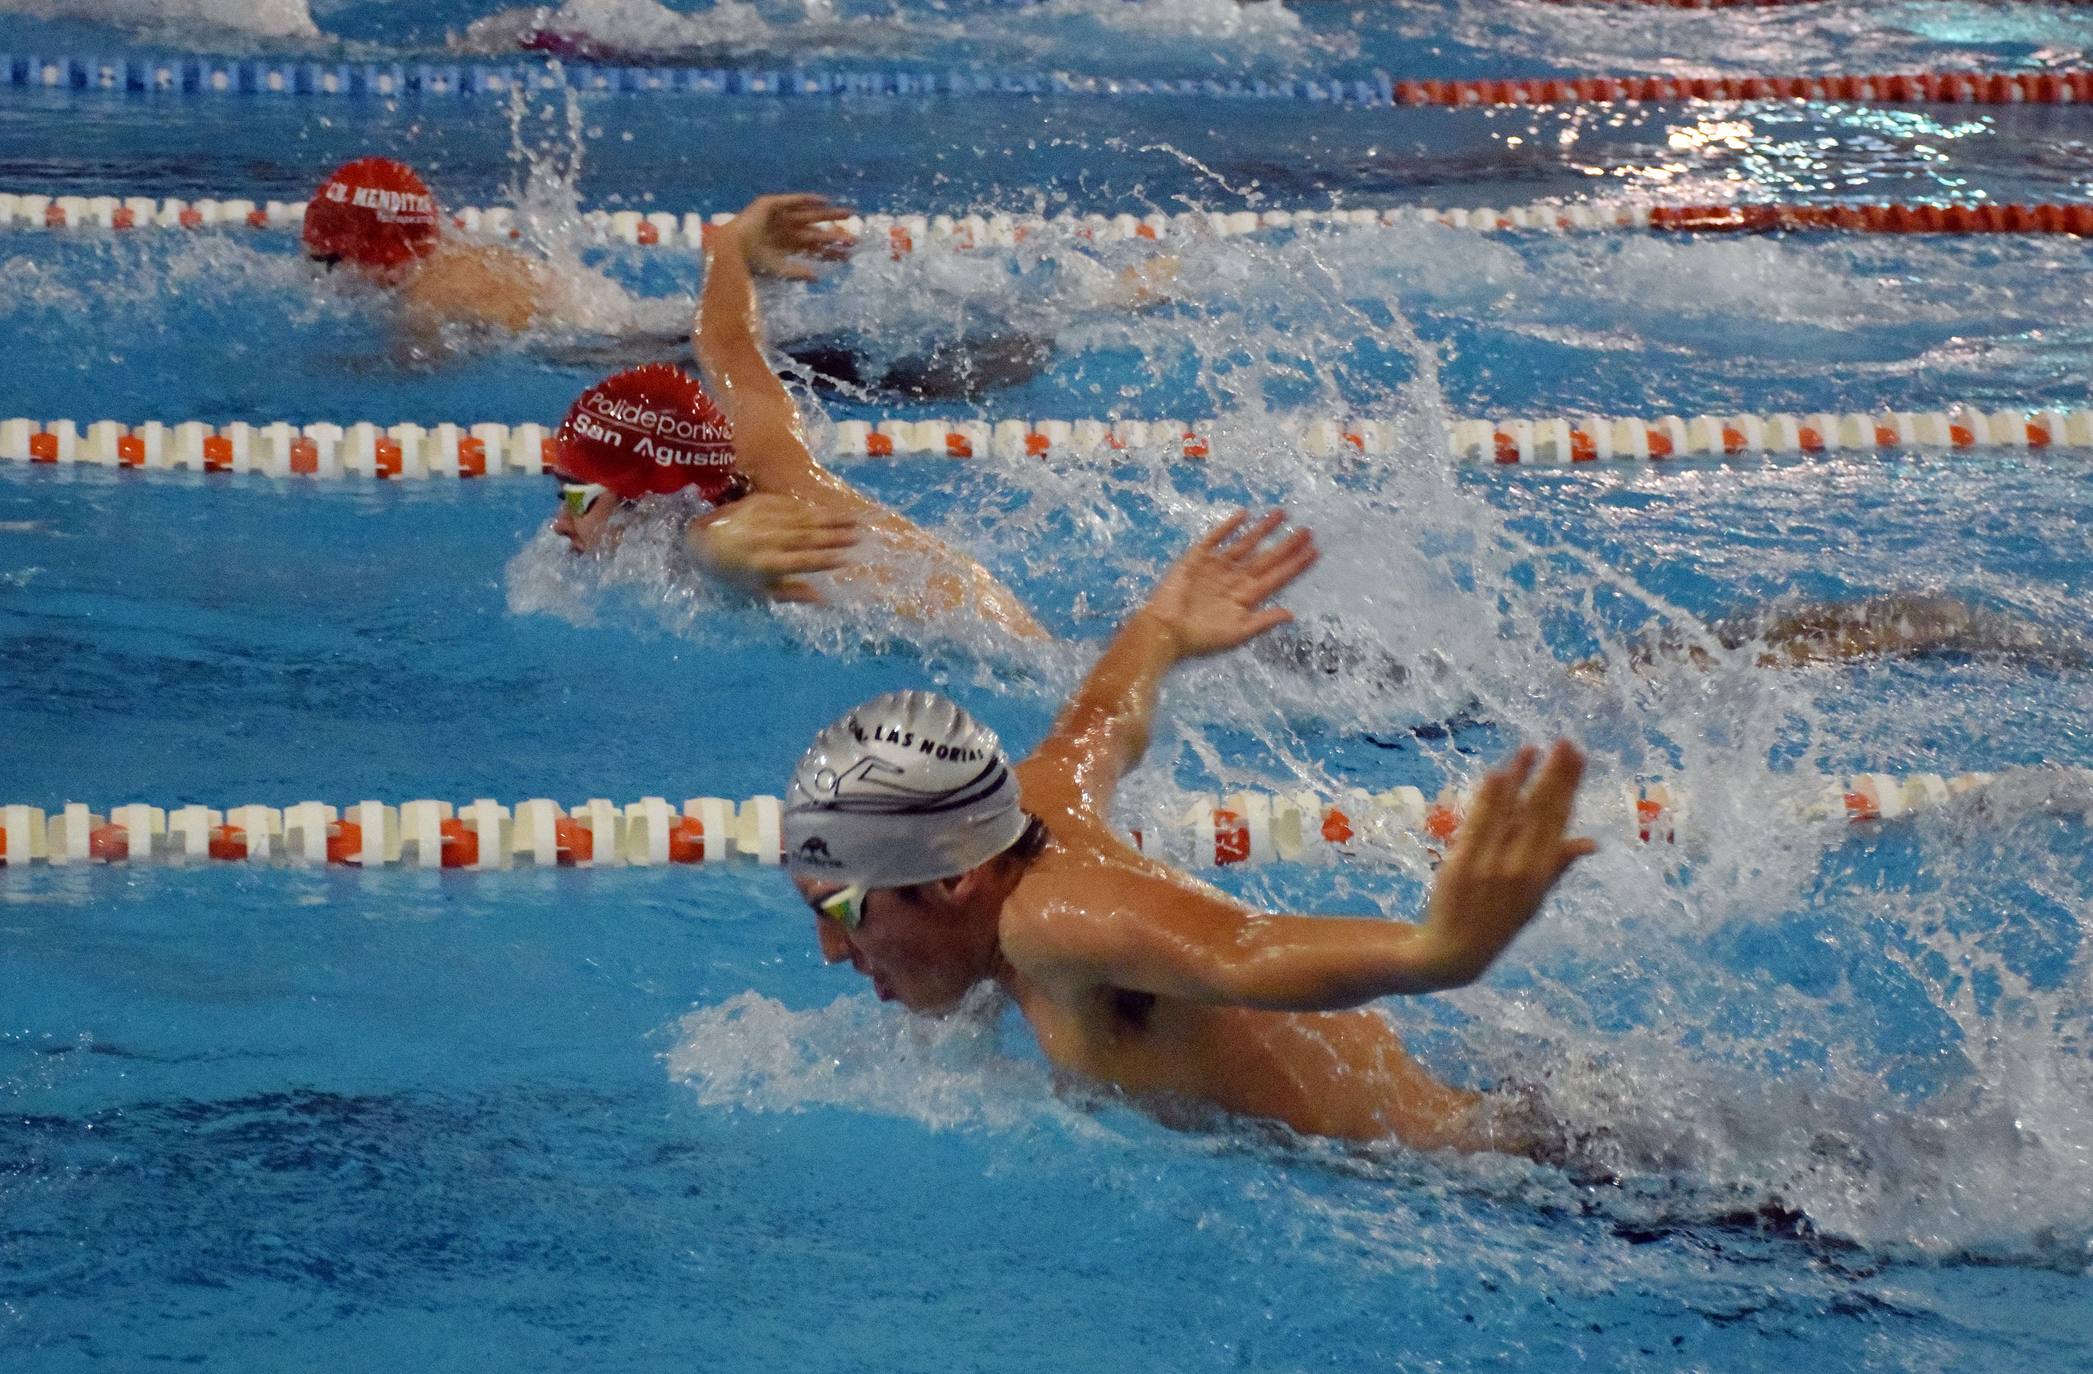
[552,364,740,504]
[794,837,843,870]
[303,158,442,272]
[784,691,1028,890]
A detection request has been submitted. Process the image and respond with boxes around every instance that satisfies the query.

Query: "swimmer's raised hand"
[1418,742,1596,989]
[1140,509,1319,661]
[723,194,855,282]
[686,492,859,603]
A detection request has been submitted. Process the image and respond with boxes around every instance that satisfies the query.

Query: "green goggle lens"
[560,482,610,519]
[818,883,866,930]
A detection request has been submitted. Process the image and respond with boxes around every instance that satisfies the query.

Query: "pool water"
[3,2,2091,1370]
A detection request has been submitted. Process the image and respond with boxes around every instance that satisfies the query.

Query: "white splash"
[0,0,319,39]
[666,985,1108,1140]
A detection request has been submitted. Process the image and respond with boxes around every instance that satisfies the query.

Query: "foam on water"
[41,93,2053,1266]
[0,0,319,39]
[639,212,2092,1261]
[450,0,1347,69]
[666,985,1102,1138]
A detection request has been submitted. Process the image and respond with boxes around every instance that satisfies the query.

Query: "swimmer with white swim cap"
[786,509,1595,1152]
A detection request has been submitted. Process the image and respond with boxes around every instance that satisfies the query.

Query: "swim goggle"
[817,883,866,931]
[559,481,612,519]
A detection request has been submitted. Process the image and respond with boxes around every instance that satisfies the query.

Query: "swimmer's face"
[304,248,421,289]
[550,477,623,554]
[794,876,987,1015]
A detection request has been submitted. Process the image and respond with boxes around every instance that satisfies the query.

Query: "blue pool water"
[4,2,2092,1370]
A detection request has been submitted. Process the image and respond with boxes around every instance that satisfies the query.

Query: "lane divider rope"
[0,768,2076,870]
[6,404,2092,480]
[6,193,2091,243]
[0,54,2083,107]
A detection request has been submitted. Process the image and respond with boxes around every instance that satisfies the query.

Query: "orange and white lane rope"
[833,406,2093,463]
[7,403,2093,481]
[1391,69,2092,107]
[0,417,556,478]
[7,193,2092,245]
[0,768,2078,871]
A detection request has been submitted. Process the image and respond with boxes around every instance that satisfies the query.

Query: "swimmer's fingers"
[780,223,855,261]
[1217,508,1289,562]
[805,230,856,261]
[750,544,856,576]
[1554,836,1600,880]
[770,524,860,553]
[775,194,852,222]
[758,193,848,223]
[1511,740,1588,865]
[1196,508,1254,555]
[1241,527,1318,604]
[1456,745,1539,860]
[1239,606,1295,638]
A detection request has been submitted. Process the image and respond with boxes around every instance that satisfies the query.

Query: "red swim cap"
[303,158,442,271]
[553,365,740,503]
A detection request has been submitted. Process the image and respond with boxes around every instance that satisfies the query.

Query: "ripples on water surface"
[2,0,2091,1370]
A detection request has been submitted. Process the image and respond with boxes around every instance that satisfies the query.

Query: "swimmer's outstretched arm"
[1033,511,1317,797]
[694,194,856,501]
[1013,745,1595,1009]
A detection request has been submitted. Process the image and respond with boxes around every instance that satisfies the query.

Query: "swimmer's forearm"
[1050,607,1185,783]
[696,227,831,493]
[694,232,771,409]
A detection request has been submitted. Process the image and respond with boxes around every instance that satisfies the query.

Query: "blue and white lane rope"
[2,767,2080,869]
[0,54,2085,106]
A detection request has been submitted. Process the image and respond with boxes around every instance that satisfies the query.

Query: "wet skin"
[796,514,1593,1152]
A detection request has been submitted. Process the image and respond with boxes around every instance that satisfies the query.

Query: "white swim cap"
[784,691,1028,889]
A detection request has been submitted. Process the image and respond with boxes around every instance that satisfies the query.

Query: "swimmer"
[548,195,1045,635]
[302,157,1133,401]
[302,157,549,343]
[1257,592,2083,696]
[784,510,1595,1152]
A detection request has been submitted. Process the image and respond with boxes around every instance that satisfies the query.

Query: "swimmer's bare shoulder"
[995,769,1241,999]
[401,241,548,334]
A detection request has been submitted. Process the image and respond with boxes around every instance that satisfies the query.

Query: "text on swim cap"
[581,392,732,447]
[568,409,733,469]
[868,721,985,763]
[325,182,437,223]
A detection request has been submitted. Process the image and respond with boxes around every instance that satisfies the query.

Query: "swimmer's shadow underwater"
[1258,595,2092,750]
[542,326,1058,404]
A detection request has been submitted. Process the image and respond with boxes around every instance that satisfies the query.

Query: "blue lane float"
[2,52,2075,106]
[0,51,1401,104]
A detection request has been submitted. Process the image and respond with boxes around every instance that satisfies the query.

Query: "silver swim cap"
[784,691,1028,889]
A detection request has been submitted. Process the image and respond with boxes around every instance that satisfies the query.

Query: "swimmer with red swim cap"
[303,156,1075,401]
[549,203,1042,635]
[304,157,550,337]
